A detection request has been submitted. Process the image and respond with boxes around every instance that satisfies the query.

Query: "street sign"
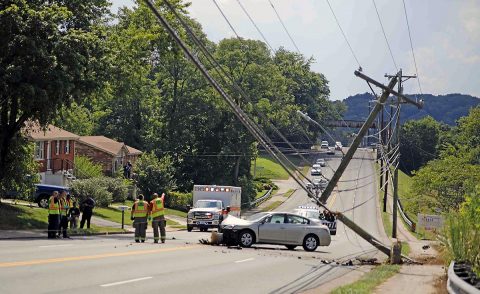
[417,213,444,231]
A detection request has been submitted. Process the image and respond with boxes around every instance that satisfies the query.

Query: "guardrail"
[248,187,274,208]
[447,261,480,293]
[397,198,416,232]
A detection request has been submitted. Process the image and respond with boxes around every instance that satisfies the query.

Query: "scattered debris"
[227,245,242,250]
[342,260,353,266]
[298,256,302,259]
[172,237,176,240]
[356,257,379,265]
[422,244,430,250]
[199,238,210,245]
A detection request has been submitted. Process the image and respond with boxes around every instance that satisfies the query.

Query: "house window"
[35,141,44,160]
[56,140,60,155]
[65,140,70,154]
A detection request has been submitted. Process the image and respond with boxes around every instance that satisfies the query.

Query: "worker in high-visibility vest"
[131,194,149,243]
[47,191,60,239]
[58,192,72,238]
[149,193,166,243]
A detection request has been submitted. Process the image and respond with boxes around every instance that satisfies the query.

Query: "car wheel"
[285,245,297,250]
[38,196,49,209]
[238,230,255,247]
[187,226,193,232]
[302,234,319,252]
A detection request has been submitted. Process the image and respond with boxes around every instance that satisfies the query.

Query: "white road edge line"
[235,258,255,263]
[100,277,153,287]
[39,244,74,248]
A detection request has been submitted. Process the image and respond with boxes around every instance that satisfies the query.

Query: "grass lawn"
[256,190,268,199]
[262,201,283,212]
[0,203,48,230]
[252,156,289,180]
[331,264,400,294]
[94,206,186,229]
[283,189,295,198]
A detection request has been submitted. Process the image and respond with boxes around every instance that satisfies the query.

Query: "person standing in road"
[80,196,95,229]
[47,191,60,239]
[149,193,166,244]
[131,194,148,243]
[58,192,72,238]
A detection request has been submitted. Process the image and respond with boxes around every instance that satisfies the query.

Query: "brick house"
[26,124,80,186]
[76,136,142,176]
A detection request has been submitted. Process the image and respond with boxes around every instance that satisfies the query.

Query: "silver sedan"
[220,212,331,251]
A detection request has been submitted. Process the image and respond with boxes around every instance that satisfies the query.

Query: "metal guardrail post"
[397,199,416,232]
[447,261,480,294]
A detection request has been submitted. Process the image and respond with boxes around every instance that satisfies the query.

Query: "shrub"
[74,156,103,179]
[239,175,256,208]
[70,178,112,207]
[136,153,176,200]
[167,191,192,212]
[96,177,128,203]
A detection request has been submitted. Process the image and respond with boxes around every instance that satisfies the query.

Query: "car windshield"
[246,212,270,222]
[312,164,321,169]
[195,200,222,209]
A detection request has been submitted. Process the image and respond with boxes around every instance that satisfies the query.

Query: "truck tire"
[302,234,319,252]
[238,230,255,248]
[187,226,193,232]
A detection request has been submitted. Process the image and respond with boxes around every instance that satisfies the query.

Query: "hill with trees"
[342,92,479,125]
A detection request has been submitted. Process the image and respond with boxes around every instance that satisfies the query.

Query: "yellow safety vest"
[48,197,60,215]
[150,198,165,218]
[133,201,149,218]
[59,198,72,215]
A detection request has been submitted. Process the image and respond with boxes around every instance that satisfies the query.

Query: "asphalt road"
[0,149,388,294]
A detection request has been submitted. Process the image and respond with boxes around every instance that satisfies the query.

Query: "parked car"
[221,212,331,251]
[316,158,326,167]
[35,184,70,208]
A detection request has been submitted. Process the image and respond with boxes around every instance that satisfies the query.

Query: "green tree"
[399,116,441,174]
[0,0,108,188]
[54,102,95,136]
[135,152,176,201]
[74,156,103,179]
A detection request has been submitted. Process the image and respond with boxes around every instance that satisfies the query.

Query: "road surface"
[0,149,388,294]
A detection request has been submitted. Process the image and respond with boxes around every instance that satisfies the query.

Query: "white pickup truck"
[187,185,241,232]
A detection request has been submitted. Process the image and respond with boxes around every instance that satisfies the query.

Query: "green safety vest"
[133,201,148,218]
[48,197,60,215]
[150,198,165,218]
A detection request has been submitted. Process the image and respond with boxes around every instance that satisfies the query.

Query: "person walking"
[47,191,60,239]
[68,202,81,229]
[131,195,148,243]
[149,193,166,244]
[58,192,72,238]
[80,196,95,229]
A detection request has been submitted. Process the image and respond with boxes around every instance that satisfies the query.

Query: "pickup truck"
[35,184,70,208]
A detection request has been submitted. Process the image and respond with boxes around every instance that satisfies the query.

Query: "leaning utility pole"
[385,69,417,238]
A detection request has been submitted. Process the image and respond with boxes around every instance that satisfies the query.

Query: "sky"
[111,0,480,101]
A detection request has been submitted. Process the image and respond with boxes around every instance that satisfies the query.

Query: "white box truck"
[187,185,241,232]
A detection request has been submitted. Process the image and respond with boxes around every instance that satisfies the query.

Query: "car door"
[258,213,286,243]
[283,214,310,244]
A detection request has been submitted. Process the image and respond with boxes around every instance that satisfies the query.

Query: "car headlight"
[187,212,193,219]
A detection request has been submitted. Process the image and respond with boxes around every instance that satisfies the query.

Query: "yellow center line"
[0,245,200,268]
[327,189,339,209]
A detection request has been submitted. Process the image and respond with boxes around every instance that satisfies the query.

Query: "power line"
[325,0,362,69]
[402,0,423,94]
[236,0,274,52]
[268,0,300,53]
[211,0,240,38]
[371,0,398,71]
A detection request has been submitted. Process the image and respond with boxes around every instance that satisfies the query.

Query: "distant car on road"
[335,141,343,151]
[35,184,71,208]
[221,212,331,251]
[305,178,327,190]
[320,141,329,149]
[310,164,322,176]
[327,147,335,155]
[316,158,326,167]
[293,206,337,235]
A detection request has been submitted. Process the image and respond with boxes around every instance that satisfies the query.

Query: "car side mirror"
[226,206,231,213]
[186,205,191,211]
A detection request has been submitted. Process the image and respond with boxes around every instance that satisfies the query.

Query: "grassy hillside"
[252,156,290,180]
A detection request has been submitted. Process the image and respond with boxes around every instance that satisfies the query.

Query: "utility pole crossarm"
[355,71,424,109]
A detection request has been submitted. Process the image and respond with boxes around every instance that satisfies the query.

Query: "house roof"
[126,145,143,155]
[79,136,127,156]
[26,123,80,141]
